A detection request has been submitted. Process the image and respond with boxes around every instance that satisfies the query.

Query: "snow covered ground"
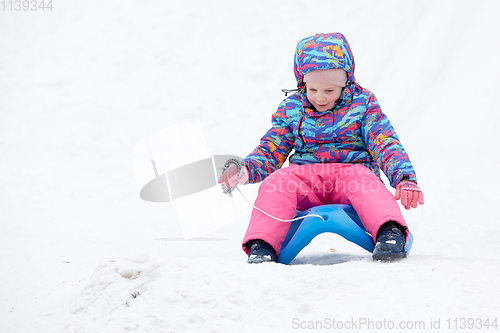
[1,0,500,332]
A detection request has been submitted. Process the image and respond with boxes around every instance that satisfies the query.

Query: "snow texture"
[1,0,500,332]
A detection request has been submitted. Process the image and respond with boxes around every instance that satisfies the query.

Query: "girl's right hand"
[217,164,249,189]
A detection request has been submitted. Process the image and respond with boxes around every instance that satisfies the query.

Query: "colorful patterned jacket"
[242,33,417,188]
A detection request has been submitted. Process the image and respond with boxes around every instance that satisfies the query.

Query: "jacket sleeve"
[242,101,296,183]
[361,92,417,188]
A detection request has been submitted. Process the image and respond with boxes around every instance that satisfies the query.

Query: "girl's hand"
[217,165,249,189]
[394,180,424,210]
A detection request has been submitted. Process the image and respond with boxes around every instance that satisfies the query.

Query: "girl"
[219,33,424,263]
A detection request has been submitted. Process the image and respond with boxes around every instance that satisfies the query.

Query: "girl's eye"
[326,90,334,93]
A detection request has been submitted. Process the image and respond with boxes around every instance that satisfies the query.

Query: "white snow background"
[1,0,500,332]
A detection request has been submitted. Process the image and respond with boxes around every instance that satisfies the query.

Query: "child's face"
[305,82,343,112]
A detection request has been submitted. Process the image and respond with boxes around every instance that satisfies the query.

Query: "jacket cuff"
[398,174,417,185]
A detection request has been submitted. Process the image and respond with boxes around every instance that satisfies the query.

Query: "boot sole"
[247,254,275,264]
[372,252,407,262]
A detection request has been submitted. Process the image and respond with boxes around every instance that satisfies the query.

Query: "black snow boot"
[247,240,276,264]
[372,221,407,262]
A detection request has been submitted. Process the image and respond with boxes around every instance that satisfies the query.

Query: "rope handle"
[220,159,243,194]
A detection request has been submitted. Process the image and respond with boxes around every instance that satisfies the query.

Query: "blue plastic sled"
[276,204,414,264]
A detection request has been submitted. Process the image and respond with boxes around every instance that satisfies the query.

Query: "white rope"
[221,158,325,222]
[235,186,325,222]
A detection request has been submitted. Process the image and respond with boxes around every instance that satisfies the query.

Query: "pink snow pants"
[242,163,408,255]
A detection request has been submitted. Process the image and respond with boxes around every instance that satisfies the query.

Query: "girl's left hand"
[394,180,424,210]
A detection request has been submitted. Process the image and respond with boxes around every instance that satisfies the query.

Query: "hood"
[294,33,355,90]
